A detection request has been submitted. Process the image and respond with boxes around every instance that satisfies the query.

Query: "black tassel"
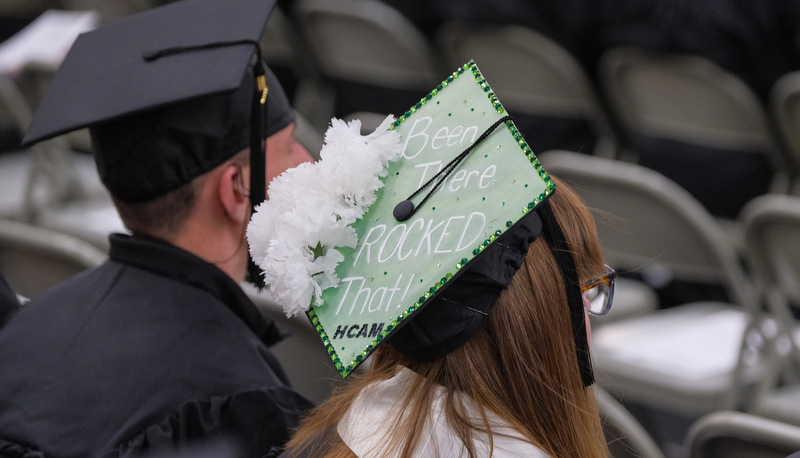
[539,199,594,387]
[247,61,267,289]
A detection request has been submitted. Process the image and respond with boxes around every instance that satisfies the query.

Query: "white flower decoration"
[247,115,403,317]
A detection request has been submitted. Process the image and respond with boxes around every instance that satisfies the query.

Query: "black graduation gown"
[0,234,313,457]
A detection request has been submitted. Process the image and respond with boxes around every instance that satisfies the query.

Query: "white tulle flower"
[247,115,403,317]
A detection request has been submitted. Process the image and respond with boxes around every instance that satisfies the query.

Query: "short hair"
[112,174,204,241]
[112,147,250,240]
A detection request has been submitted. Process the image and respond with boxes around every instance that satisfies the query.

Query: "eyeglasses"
[580,264,616,316]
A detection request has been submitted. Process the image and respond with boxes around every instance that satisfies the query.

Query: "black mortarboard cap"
[21,0,290,206]
[23,0,277,147]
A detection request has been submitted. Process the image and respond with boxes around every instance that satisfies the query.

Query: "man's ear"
[218,162,250,225]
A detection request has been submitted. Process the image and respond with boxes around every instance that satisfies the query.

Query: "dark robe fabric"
[0,234,313,457]
[0,272,20,326]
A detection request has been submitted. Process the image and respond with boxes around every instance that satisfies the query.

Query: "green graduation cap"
[248,61,557,378]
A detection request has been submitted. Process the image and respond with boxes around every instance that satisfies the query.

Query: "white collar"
[337,367,548,457]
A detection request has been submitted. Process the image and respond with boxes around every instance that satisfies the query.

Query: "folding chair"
[0,73,88,221]
[0,72,124,251]
[0,217,106,300]
[540,151,764,416]
[259,5,324,129]
[686,411,800,458]
[599,47,789,218]
[740,194,800,425]
[596,386,666,458]
[435,22,618,158]
[292,0,445,126]
[5,10,100,151]
[770,71,800,195]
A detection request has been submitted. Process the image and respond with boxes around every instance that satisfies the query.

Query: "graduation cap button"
[393,199,415,222]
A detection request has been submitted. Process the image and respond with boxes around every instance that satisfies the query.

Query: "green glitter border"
[309,60,556,378]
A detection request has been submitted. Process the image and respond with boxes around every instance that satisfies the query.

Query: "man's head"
[90,65,295,239]
[89,65,292,203]
[21,0,291,216]
[20,0,316,281]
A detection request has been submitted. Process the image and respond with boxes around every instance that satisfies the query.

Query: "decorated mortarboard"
[248,61,583,380]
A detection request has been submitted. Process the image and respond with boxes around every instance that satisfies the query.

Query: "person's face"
[233,122,313,278]
[237,121,314,202]
[265,122,314,189]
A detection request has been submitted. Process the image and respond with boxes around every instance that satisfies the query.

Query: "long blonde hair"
[286,177,609,457]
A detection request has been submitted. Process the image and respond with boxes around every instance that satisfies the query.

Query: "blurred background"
[2,1,800,457]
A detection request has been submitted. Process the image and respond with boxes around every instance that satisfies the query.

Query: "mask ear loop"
[538,198,595,387]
